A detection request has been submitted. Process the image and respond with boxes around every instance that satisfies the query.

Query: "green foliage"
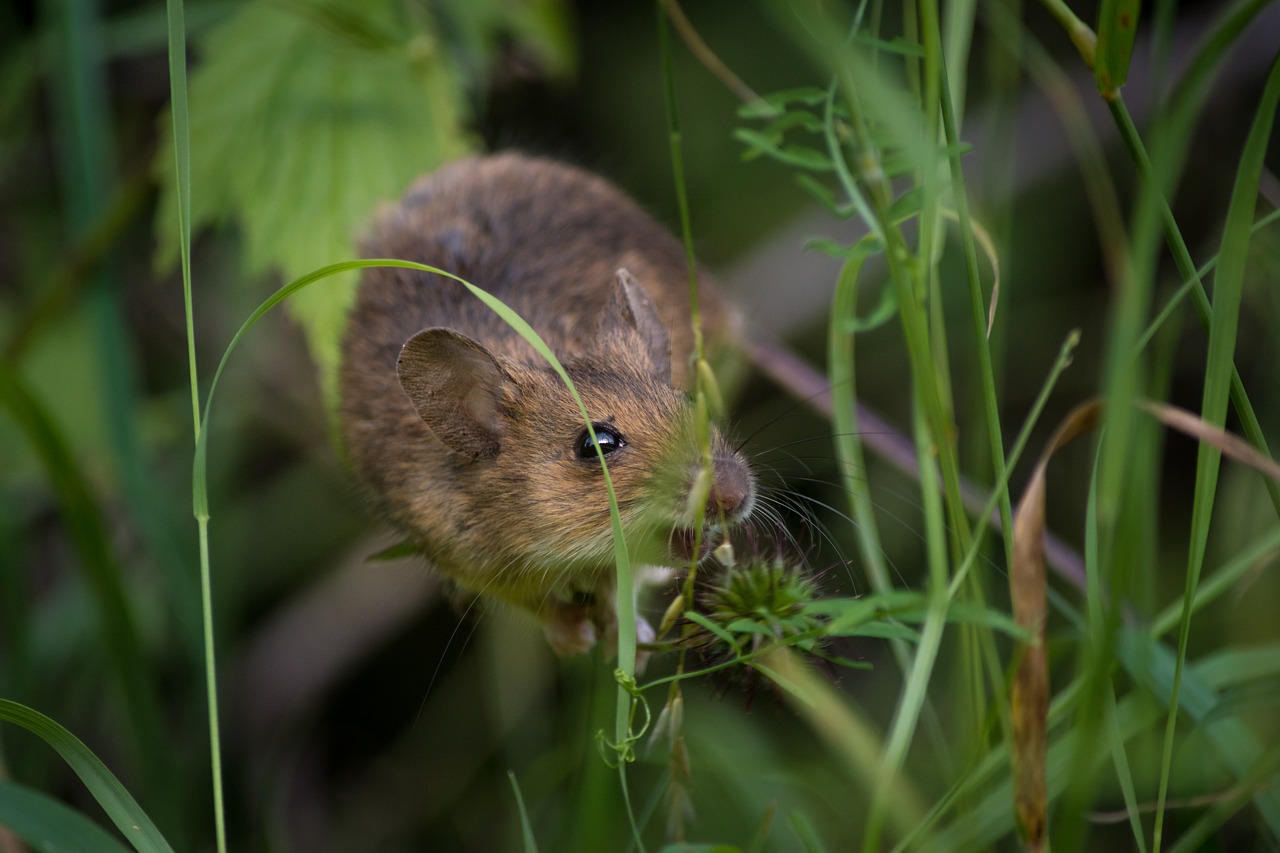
[0,781,131,853]
[0,700,175,853]
[4,0,1280,850]
[152,0,573,416]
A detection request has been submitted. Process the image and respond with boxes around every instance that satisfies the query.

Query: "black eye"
[575,424,626,460]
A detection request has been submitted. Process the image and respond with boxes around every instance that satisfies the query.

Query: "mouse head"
[394,271,754,572]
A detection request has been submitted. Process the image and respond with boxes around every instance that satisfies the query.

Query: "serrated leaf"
[153,0,472,418]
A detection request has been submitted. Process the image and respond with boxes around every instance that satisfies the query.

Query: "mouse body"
[339,153,754,654]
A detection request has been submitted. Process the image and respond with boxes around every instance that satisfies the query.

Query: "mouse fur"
[339,153,755,654]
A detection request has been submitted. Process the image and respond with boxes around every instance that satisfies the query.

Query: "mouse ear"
[398,328,508,460]
[611,268,672,385]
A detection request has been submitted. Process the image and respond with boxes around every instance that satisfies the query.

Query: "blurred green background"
[2,0,1279,850]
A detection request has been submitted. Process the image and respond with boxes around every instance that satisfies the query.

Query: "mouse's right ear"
[612,269,672,385]
[398,328,507,460]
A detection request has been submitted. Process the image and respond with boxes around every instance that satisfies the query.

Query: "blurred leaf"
[832,249,897,335]
[0,366,170,809]
[787,809,827,853]
[1117,627,1280,835]
[1095,0,1140,98]
[851,32,925,58]
[805,592,1029,640]
[0,780,131,853]
[684,610,742,653]
[1194,643,1280,692]
[438,0,576,78]
[758,647,926,839]
[828,622,920,642]
[795,173,857,218]
[734,128,833,170]
[736,86,829,119]
[0,700,175,853]
[153,0,472,416]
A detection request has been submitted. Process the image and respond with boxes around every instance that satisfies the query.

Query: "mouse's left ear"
[398,327,508,460]
[610,268,672,384]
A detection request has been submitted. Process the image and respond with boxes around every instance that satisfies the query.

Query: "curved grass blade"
[507,770,539,853]
[189,257,637,748]
[0,700,175,853]
[0,780,131,853]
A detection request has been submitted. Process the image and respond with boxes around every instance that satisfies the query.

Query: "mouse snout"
[706,453,754,522]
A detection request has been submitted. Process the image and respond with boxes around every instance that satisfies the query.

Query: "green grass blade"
[0,780,132,853]
[162,2,225,850]
[1094,0,1140,97]
[507,770,540,853]
[1109,96,1280,521]
[1116,627,1280,838]
[164,0,198,442]
[0,367,169,822]
[1152,54,1280,851]
[0,700,175,853]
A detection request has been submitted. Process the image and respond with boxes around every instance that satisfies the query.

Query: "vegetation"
[1,0,1278,850]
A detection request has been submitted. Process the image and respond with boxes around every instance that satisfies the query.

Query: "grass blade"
[507,770,540,853]
[0,367,168,821]
[0,700,175,853]
[1152,53,1280,851]
[0,780,131,853]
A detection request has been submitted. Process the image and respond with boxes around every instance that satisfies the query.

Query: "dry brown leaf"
[1009,397,1279,849]
[1011,400,1100,851]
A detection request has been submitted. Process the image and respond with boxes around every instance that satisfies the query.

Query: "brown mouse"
[339,153,755,655]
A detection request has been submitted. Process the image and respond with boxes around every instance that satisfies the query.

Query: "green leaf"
[841,280,898,334]
[153,0,472,417]
[684,610,742,653]
[1095,0,1140,97]
[736,86,829,119]
[0,781,131,853]
[850,32,925,58]
[0,700,175,853]
[733,129,833,171]
[829,622,921,642]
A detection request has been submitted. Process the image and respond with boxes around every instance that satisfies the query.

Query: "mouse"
[339,152,755,655]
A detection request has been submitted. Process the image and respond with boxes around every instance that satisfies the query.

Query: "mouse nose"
[706,453,754,522]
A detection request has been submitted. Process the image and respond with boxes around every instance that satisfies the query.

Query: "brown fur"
[339,153,754,653]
